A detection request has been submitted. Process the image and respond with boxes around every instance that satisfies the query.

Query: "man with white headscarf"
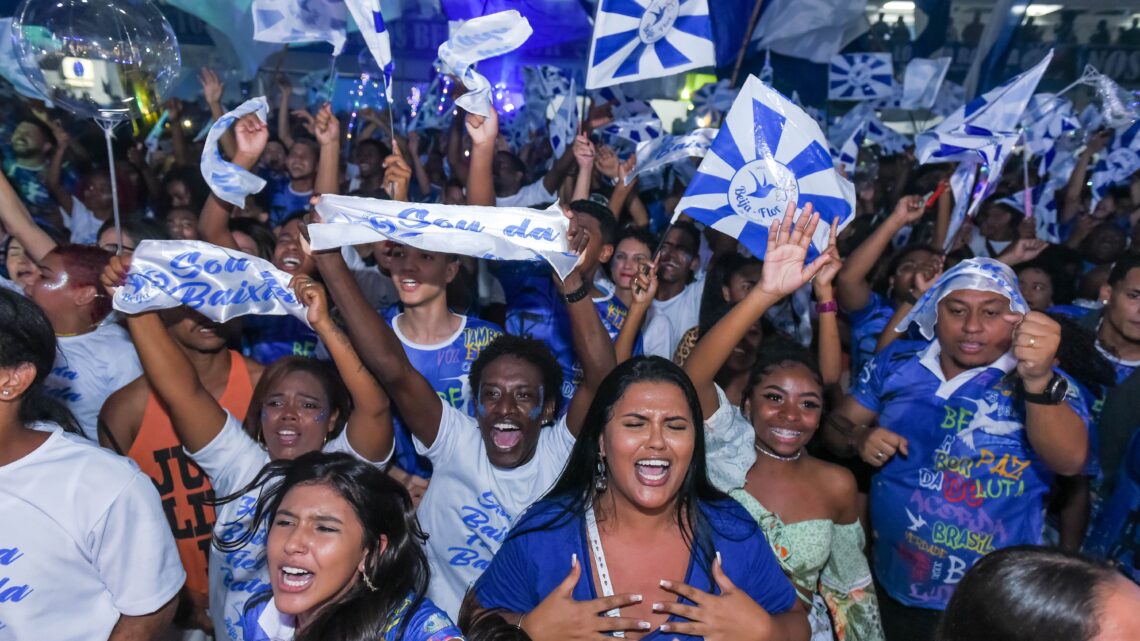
[823,257,1091,641]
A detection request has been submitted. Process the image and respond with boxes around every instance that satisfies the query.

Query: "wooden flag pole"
[730,0,766,87]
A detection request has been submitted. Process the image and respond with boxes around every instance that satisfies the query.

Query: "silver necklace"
[754,442,802,461]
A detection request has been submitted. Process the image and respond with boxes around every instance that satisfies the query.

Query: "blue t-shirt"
[844,292,896,381]
[852,339,1090,610]
[387,310,504,478]
[242,315,319,365]
[1085,427,1140,582]
[475,497,798,639]
[241,591,461,641]
[267,183,313,227]
[1046,303,1098,321]
[496,261,641,406]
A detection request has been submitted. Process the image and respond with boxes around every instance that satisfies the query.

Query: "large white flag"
[201,97,269,209]
[901,57,951,110]
[675,75,855,259]
[311,196,581,279]
[438,10,533,118]
[113,241,308,324]
[345,0,394,102]
[586,0,716,90]
[625,128,716,184]
[252,0,347,54]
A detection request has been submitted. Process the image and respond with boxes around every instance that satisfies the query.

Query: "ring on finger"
[1028,336,1036,347]
[875,451,884,460]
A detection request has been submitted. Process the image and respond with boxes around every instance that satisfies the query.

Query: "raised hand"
[758,201,831,299]
[890,194,925,226]
[407,129,421,155]
[165,98,183,118]
[466,109,499,148]
[998,237,1049,266]
[812,218,842,301]
[572,134,595,171]
[233,113,269,167]
[382,141,412,202]
[654,555,777,641]
[199,67,224,105]
[595,145,620,179]
[275,74,292,99]
[314,103,340,148]
[1012,311,1061,390]
[520,555,649,641]
[913,256,943,297]
[290,274,331,328]
[856,425,909,467]
[100,254,132,295]
[291,109,316,136]
[631,257,659,307]
[617,154,637,186]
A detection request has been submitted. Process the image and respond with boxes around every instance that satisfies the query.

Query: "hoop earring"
[595,457,608,493]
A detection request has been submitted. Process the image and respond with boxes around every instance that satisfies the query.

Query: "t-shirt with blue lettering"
[843,291,896,381]
[44,322,144,441]
[851,339,1089,610]
[241,315,319,365]
[495,261,640,406]
[1085,427,1140,582]
[191,411,390,641]
[267,183,313,228]
[413,398,576,618]
[474,497,798,640]
[241,591,461,641]
[388,310,504,478]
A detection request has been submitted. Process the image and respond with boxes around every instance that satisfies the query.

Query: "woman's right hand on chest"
[522,554,651,641]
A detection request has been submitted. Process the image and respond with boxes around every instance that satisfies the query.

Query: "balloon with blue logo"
[10,0,181,122]
[675,74,855,260]
[828,53,894,101]
[585,0,716,90]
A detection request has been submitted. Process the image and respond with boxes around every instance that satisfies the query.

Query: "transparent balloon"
[10,0,181,122]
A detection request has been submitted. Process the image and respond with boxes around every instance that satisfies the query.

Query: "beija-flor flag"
[586,0,716,90]
[691,79,736,118]
[1091,120,1140,209]
[828,53,894,101]
[931,80,965,118]
[310,196,581,279]
[549,80,580,158]
[833,120,866,177]
[675,74,855,260]
[438,10,533,118]
[113,241,309,325]
[1020,93,1079,176]
[345,0,394,102]
[900,57,951,110]
[253,0,347,54]
[201,97,269,209]
[624,127,716,184]
[599,100,664,144]
[916,50,1052,166]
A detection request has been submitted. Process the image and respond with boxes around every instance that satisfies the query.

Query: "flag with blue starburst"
[345,0,394,102]
[585,0,716,90]
[1021,93,1079,177]
[828,53,894,101]
[1091,120,1140,209]
[833,121,866,177]
[599,99,663,144]
[253,0,347,54]
[674,74,855,260]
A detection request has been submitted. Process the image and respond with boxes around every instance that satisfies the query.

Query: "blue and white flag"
[833,121,866,177]
[345,0,394,102]
[524,65,570,113]
[1021,93,1079,177]
[931,80,965,118]
[113,241,308,325]
[200,97,269,209]
[1091,121,1140,209]
[691,79,735,118]
[828,53,894,101]
[866,117,910,155]
[409,74,455,131]
[916,50,1051,166]
[549,80,579,158]
[600,109,663,144]
[253,0,347,54]
[586,0,716,90]
[901,57,951,110]
[625,127,716,184]
[310,196,581,279]
[438,10,533,118]
[1080,102,1105,132]
[675,74,855,259]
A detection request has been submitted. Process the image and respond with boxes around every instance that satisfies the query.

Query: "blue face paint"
[314,409,328,423]
[528,387,545,421]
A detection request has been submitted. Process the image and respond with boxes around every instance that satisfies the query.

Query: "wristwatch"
[1022,374,1069,405]
[559,280,591,304]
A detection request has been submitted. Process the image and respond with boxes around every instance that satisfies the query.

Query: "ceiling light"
[1025,4,1062,17]
[882,1,915,11]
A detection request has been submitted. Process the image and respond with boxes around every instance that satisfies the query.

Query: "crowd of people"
[2,57,1140,641]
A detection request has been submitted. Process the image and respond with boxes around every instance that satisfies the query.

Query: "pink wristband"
[816,300,838,314]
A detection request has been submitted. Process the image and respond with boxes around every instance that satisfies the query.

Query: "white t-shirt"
[191,412,389,641]
[645,276,704,359]
[0,425,185,641]
[967,235,1012,259]
[61,199,104,246]
[44,323,143,441]
[414,399,576,617]
[495,179,556,208]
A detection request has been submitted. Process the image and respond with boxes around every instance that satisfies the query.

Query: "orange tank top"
[127,350,254,597]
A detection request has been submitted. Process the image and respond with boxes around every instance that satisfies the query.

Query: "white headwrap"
[895,257,1029,340]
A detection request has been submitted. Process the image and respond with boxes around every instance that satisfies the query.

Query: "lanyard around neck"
[585,505,625,638]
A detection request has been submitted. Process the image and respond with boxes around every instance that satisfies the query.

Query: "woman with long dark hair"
[0,288,185,641]
[103,256,394,641]
[467,356,807,640]
[224,451,462,641]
